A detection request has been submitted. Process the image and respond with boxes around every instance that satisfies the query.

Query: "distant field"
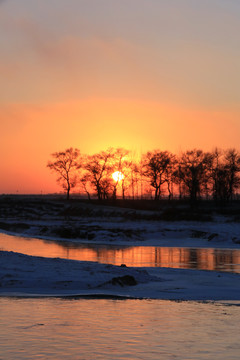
[1,195,240,220]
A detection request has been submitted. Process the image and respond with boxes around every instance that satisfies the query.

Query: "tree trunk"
[122,183,125,200]
[66,186,70,200]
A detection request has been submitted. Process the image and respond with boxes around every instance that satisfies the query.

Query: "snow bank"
[0,197,240,248]
[1,251,240,301]
[1,218,240,249]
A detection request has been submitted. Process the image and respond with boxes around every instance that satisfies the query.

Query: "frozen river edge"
[1,197,240,300]
[1,250,240,301]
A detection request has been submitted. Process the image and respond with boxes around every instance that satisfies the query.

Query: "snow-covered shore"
[1,250,240,301]
[0,197,240,248]
[1,197,240,300]
[1,218,240,249]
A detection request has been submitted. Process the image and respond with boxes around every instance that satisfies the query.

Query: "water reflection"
[1,298,240,360]
[1,232,240,273]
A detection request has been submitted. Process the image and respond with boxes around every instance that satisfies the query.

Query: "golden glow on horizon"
[0,98,240,194]
[112,171,124,182]
[0,0,240,194]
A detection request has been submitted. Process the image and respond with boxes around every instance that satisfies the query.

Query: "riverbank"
[1,250,240,301]
[1,196,240,300]
[0,196,240,248]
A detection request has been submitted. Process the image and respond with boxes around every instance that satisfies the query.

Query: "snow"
[1,196,240,249]
[1,250,240,301]
[0,198,240,300]
[1,217,240,249]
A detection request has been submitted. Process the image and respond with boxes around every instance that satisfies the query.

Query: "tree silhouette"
[178,149,212,203]
[83,149,114,200]
[210,148,240,203]
[111,148,130,200]
[143,150,172,200]
[47,146,240,202]
[224,148,240,201]
[47,148,80,200]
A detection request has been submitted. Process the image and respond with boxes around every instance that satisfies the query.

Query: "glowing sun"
[112,171,124,182]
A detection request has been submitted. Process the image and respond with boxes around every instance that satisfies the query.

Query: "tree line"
[47,147,240,203]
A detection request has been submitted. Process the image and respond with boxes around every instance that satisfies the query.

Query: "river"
[1,232,240,359]
[1,298,240,360]
[1,232,240,273]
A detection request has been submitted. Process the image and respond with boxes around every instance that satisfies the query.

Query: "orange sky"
[0,1,240,194]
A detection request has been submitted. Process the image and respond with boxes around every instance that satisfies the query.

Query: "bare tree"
[210,148,240,203]
[143,150,172,200]
[127,159,139,199]
[83,149,114,200]
[210,148,222,201]
[47,146,240,202]
[164,153,177,200]
[47,148,80,200]
[110,148,130,199]
[80,173,92,200]
[224,148,240,201]
[178,149,212,203]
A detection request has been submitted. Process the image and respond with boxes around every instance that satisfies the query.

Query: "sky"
[0,0,240,194]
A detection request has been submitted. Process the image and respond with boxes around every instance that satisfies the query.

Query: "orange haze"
[1,98,239,194]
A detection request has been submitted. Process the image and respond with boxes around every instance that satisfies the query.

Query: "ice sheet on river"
[1,251,240,301]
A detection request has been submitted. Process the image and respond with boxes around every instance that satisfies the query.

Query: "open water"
[0,232,240,273]
[1,233,240,359]
[1,298,240,360]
